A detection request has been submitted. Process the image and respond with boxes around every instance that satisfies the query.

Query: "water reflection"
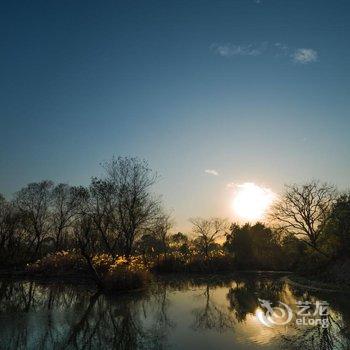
[0,275,349,349]
[191,283,235,332]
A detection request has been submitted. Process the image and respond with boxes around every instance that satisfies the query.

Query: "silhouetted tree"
[0,195,23,266]
[190,217,229,258]
[135,233,162,262]
[169,232,191,257]
[325,192,350,259]
[87,178,119,254]
[149,213,173,259]
[103,156,161,257]
[51,184,87,250]
[73,214,103,288]
[270,180,336,257]
[280,232,307,270]
[14,181,54,259]
[224,222,282,269]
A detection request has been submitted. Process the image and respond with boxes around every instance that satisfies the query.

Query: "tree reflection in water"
[191,284,235,332]
[280,285,350,350]
[0,280,171,349]
[226,277,283,323]
[0,276,349,350]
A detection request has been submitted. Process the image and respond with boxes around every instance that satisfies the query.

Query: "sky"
[0,0,349,231]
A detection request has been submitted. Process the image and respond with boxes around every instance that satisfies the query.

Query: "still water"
[0,274,349,350]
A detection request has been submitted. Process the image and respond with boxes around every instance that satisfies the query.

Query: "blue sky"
[1,0,349,230]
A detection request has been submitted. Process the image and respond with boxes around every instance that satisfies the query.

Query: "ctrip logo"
[257,298,293,327]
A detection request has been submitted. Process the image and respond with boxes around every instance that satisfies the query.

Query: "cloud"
[211,42,318,65]
[292,48,318,64]
[226,182,236,188]
[205,169,219,176]
[210,43,267,57]
[274,42,289,55]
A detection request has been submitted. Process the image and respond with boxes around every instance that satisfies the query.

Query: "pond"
[0,274,349,349]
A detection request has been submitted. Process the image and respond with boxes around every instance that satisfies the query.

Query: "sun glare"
[231,182,276,222]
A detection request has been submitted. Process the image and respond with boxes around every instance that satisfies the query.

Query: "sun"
[231,182,276,222]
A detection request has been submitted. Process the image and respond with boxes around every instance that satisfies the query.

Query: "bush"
[103,268,149,291]
[26,252,150,291]
[92,253,115,274]
[102,256,149,291]
[319,258,350,286]
[293,250,329,275]
[152,255,186,273]
[26,251,85,275]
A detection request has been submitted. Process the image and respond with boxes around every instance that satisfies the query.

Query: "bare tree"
[149,213,173,259]
[14,181,54,259]
[0,195,12,254]
[73,215,103,288]
[51,184,87,250]
[270,180,337,257]
[190,217,229,258]
[87,178,118,255]
[103,156,161,257]
[0,195,22,265]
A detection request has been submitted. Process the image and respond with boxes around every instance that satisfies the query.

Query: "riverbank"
[285,274,350,293]
[1,252,150,292]
[2,269,350,297]
[2,252,349,294]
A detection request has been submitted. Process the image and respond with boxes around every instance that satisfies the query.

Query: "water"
[0,274,349,349]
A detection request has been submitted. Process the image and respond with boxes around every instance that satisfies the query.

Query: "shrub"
[152,255,186,273]
[26,252,150,291]
[26,251,85,275]
[294,250,329,275]
[103,256,149,291]
[92,253,115,274]
[103,267,149,291]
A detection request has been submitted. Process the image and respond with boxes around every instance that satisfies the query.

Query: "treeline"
[0,157,167,268]
[1,157,349,282]
[227,181,350,278]
[142,180,350,277]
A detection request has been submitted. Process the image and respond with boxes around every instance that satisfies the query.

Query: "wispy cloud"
[211,42,318,65]
[210,43,267,57]
[274,42,289,55]
[292,48,318,64]
[205,169,219,176]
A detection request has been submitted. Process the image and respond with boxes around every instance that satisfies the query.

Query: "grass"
[25,251,150,291]
[25,251,86,275]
